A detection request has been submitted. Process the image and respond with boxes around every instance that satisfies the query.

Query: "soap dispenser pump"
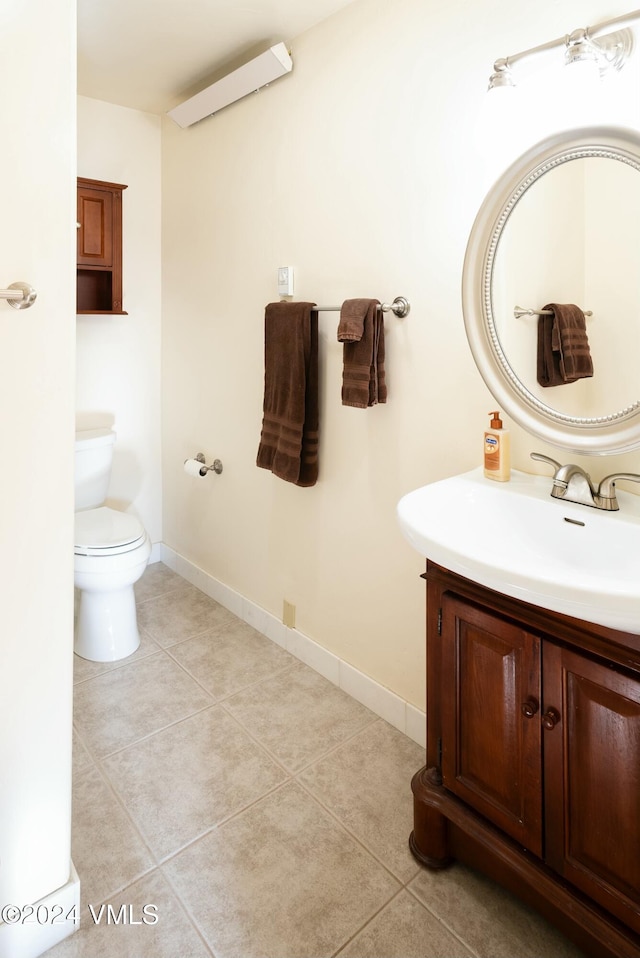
[484,411,510,481]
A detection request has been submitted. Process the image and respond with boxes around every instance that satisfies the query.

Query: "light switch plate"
[277,266,294,296]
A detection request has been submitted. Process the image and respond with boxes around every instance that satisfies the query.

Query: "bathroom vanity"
[400,122,640,957]
[411,561,640,958]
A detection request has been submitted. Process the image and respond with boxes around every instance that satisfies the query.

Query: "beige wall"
[156,0,640,710]
[77,97,163,546]
[0,0,76,923]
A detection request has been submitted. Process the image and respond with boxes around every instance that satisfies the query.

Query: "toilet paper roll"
[184,458,207,478]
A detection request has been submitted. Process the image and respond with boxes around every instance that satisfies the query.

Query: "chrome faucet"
[530,453,640,511]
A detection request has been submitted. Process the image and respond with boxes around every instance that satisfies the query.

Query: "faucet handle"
[597,473,640,500]
[530,452,562,475]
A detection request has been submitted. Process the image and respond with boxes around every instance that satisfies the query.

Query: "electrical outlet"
[283,600,296,629]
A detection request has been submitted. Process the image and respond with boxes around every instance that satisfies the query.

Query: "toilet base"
[75,584,141,662]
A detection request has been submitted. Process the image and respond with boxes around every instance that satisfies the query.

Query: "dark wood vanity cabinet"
[411,562,640,958]
[76,177,127,314]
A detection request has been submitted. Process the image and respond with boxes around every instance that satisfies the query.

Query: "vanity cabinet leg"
[410,766,452,869]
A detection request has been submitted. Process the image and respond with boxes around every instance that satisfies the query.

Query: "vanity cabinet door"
[543,643,640,934]
[440,594,543,856]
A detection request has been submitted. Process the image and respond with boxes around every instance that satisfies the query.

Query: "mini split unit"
[167,42,293,128]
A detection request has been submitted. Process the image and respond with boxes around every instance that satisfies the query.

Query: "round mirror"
[462,126,640,454]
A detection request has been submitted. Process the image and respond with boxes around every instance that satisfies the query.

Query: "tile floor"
[49,563,586,958]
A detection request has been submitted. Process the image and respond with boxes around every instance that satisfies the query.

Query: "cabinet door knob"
[542,707,561,730]
[521,698,539,718]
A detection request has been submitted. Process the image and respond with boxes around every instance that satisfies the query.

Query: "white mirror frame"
[462,125,640,455]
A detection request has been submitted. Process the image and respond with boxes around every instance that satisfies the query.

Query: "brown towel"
[256,301,319,487]
[339,299,387,408]
[537,303,594,387]
[337,298,370,342]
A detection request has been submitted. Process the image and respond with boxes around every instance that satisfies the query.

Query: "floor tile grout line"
[148,623,224,652]
[146,617,285,654]
[330,884,408,958]
[71,634,162,687]
[84,730,425,952]
[85,699,220,763]
[78,861,217,958]
[85,705,293,868]
[71,719,96,762]
[77,656,301,784]
[134,580,201,607]
[219,695,381,779]
[88,757,159,864]
[153,779,295,868]
[215,702,297,778]
[294,774,417,889]
[286,714,386,776]
[112,764,434,958]
[73,759,160,900]
[73,630,393,874]
[162,642,303,705]
[98,708,405,875]
[77,618,381,778]
[76,573,405,867]
[135,589,192,607]
[76,749,425,958]
[72,646,170,690]
[403,881,483,957]
[158,860,220,957]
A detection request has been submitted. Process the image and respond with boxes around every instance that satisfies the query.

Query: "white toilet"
[74,428,151,662]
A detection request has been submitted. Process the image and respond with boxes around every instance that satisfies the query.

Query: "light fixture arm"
[488,8,640,87]
[492,34,564,75]
[588,7,640,40]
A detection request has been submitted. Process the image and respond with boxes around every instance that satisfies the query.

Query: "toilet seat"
[75,506,146,556]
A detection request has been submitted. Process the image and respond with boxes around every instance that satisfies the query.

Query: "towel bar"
[311,296,410,318]
[0,282,37,310]
[514,305,592,319]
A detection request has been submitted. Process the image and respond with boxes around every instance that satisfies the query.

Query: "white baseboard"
[148,541,163,565]
[0,862,80,958]
[160,545,426,748]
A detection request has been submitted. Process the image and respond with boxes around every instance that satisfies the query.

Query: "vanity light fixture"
[487,59,515,91]
[564,30,603,69]
[564,27,633,75]
[487,8,640,90]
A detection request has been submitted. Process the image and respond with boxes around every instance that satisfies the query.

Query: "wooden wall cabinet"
[77,177,127,314]
[411,561,640,958]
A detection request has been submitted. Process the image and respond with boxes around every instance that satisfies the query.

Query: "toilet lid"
[75,507,146,555]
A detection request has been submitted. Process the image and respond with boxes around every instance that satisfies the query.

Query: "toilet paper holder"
[184,452,222,476]
[189,453,223,476]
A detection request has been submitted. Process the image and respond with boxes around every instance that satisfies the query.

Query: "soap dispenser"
[484,411,510,481]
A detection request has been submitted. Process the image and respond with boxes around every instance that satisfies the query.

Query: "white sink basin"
[397,467,640,634]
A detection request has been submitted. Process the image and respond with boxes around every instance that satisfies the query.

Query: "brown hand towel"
[537,303,594,387]
[256,301,319,487]
[337,298,370,342]
[340,299,387,408]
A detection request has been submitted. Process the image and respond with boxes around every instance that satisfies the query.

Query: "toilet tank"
[75,428,116,510]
